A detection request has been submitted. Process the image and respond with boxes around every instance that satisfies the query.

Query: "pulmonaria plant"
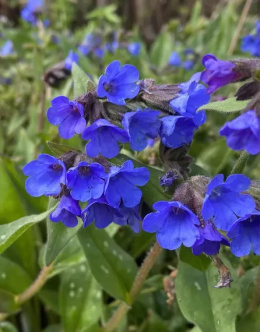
[23,55,260,300]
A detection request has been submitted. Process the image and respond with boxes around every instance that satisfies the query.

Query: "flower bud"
[172,175,210,217]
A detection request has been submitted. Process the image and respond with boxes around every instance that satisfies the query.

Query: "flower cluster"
[21,0,43,25]
[144,174,258,257]
[23,58,260,261]
[78,32,141,59]
[168,49,197,70]
[241,21,260,57]
[24,154,149,231]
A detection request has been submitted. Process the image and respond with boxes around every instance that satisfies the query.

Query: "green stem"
[231,150,249,174]
[104,242,162,332]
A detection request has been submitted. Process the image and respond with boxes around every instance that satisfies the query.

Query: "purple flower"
[67,161,106,202]
[160,115,199,149]
[201,54,240,93]
[192,221,229,256]
[82,196,122,229]
[47,96,86,139]
[128,42,141,56]
[105,160,150,208]
[82,119,129,158]
[227,211,260,257]
[143,201,200,250]
[64,50,79,71]
[113,205,141,233]
[170,72,209,125]
[0,41,13,57]
[241,20,260,57]
[168,51,181,66]
[202,174,255,231]
[122,108,161,151]
[97,60,140,105]
[50,194,82,228]
[23,154,66,197]
[21,0,43,25]
[220,110,260,155]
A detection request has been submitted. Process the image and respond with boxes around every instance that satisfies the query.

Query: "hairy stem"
[228,0,252,55]
[231,150,249,174]
[15,263,54,305]
[104,242,162,332]
[248,264,260,313]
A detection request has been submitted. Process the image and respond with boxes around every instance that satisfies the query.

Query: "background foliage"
[0,0,260,331]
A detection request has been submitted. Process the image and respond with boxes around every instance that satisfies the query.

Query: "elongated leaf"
[0,256,32,294]
[198,98,248,113]
[72,63,89,97]
[78,224,138,302]
[0,290,19,314]
[0,208,55,254]
[175,260,241,332]
[47,141,80,157]
[45,198,81,265]
[59,262,102,332]
[179,246,211,271]
[150,32,173,68]
[0,321,18,332]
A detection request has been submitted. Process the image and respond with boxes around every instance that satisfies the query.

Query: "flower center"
[79,166,91,175]
[103,82,114,93]
[51,163,63,171]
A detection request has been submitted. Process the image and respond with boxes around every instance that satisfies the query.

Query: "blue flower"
[49,194,82,228]
[201,54,240,94]
[160,171,178,187]
[82,119,129,158]
[23,154,66,197]
[64,50,79,71]
[97,60,140,105]
[183,60,194,70]
[0,41,13,57]
[160,115,199,148]
[47,96,86,139]
[170,72,209,125]
[142,201,200,250]
[94,47,105,59]
[67,161,106,202]
[168,51,181,66]
[82,196,122,229]
[113,205,141,233]
[78,44,90,56]
[122,108,161,151]
[106,41,119,53]
[192,221,229,256]
[21,0,43,25]
[202,174,256,231]
[227,211,260,257]
[128,42,141,56]
[220,110,260,155]
[105,160,150,208]
[241,21,260,57]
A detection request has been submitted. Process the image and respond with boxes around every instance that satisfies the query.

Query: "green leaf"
[0,208,55,254]
[78,224,138,302]
[236,310,260,332]
[0,256,32,294]
[239,266,259,313]
[0,321,18,332]
[150,32,173,68]
[179,246,211,271]
[175,260,241,332]
[0,290,19,314]
[47,141,81,157]
[59,262,102,332]
[44,198,81,265]
[71,63,92,97]
[198,98,248,113]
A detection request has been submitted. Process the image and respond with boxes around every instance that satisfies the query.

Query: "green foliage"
[198,98,249,113]
[78,224,138,302]
[175,259,242,332]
